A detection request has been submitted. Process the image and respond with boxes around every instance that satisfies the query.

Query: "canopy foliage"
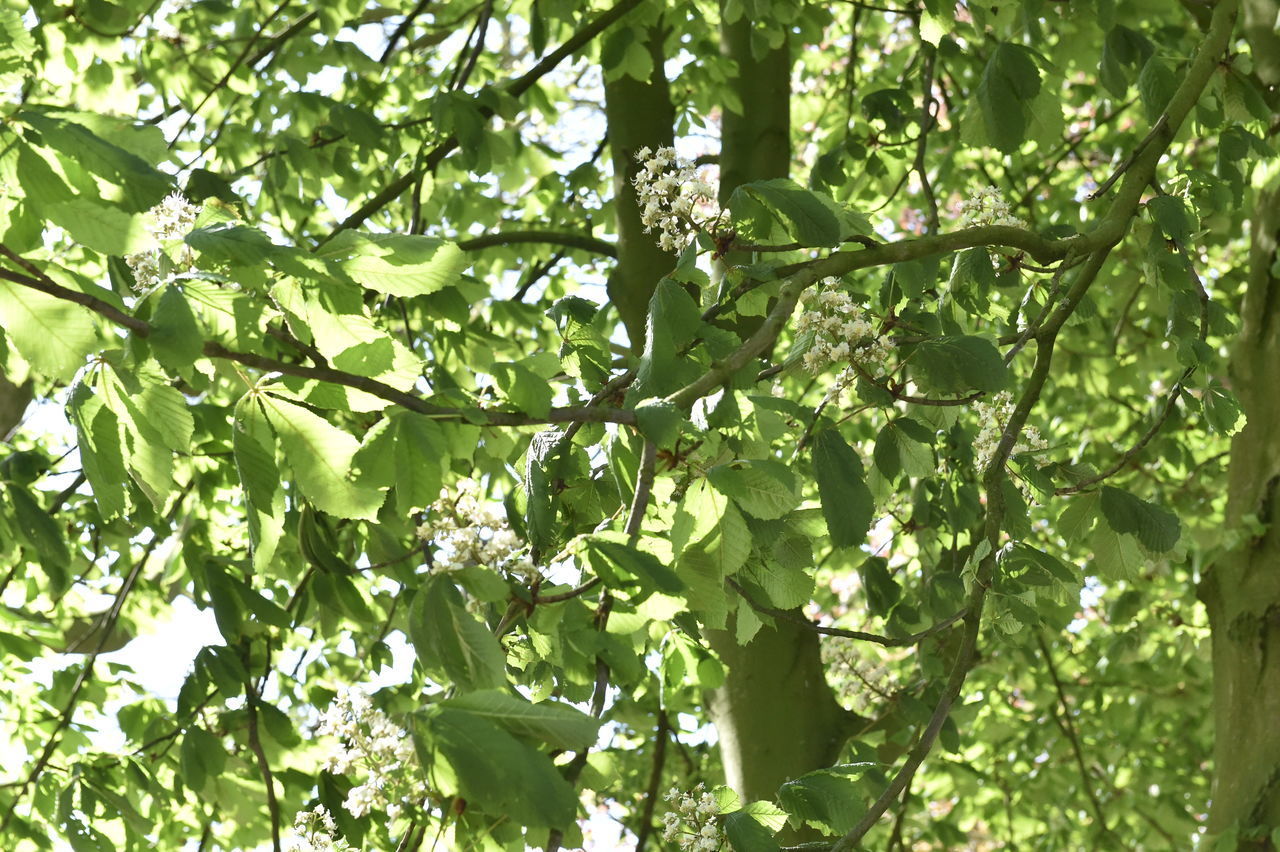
[0,0,1275,850]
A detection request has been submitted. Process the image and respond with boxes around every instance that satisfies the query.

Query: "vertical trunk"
[604,24,676,352]
[1202,175,1280,847]
[703,8,854,820]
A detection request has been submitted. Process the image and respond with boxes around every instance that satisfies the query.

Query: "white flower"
[972,391,1050,471]
[315,687,425,820]
[288,805,352,851]
[632,146,722,253]
[123,191,201,292]
[661,784,725,851]
[959,185,1025,228]
[794,278,895,379]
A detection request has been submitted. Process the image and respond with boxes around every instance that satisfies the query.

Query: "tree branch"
[458,230,617,257]
[321,0,643,242]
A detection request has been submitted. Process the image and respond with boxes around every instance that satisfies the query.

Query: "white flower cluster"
[662,785,724,851]
[124,191,200,292]
[972,391,1049,471]
[287,806,353,852]
[795,278,894,376]
[414,480,534,577]
[958,185,1024,228]
[633,146,719,253]
[316,687,421,820]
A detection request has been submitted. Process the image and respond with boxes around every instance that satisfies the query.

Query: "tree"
[0,0,1275,849]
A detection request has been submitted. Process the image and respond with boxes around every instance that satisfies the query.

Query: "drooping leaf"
[258,392,385,520]
[1099,486,1180,552]
[409,574,508,692]
[811,429,874,549]
[424,706,577,829]
[439,690,601,750]
[912,335,1008,394]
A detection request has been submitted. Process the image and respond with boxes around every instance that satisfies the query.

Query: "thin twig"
[633,710,670,852]
[1036,634,1113,837]
[727,577,965,647]
[0,487,189,830]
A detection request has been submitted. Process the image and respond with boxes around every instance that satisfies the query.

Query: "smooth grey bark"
[1202,175,1280,848]
[702,8,857,824]
[604,24,676,353]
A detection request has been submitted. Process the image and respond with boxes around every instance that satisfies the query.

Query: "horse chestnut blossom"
[287,806,352,852]
[123,191,200,292]
[414,479,534,577]
[958,185,1025,228]
[314,687,422,821]
[662,784,724,851]
[972,391,1049,471]
[633,146,720,253]
[794,278,894,377]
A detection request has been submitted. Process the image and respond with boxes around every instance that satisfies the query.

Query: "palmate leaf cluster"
[0,0,1270,850]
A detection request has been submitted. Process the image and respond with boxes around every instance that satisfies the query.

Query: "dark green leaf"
[1100,486,1180,552]
[811,430,874,549]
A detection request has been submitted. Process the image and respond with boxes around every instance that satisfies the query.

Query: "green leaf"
[777,765,875,834]
[186,224,277,266]
[1099,486,1180,552]
[1137,55,1177,123]
[409,574,507,692]
[1147,195,1195,244]
[0,280,99,382]
[149,285,204,371]
[585,534,684,594]
[332,233,468,297]
[492,361,553,418]
[6,484,71,594]
[912,335,1008,394]
[947,248,996,315]
[724,811,781,852]
[1201,378,1242,434]
[258,392,385,520]
[977,43,1041,153]
[46,200,152,255]
[392,412,446,512]
[233,395,285,572]
[635,278,703,397]
[811,430,874,549]
[708,460,800,520]
[1090,525,1145,581]
[524,429,568,557]
[728,178,842,247]
[439,690,601,750]
[425,707,577,829]
[634,397,683,447]
[67,382,129,519]
[1058,491,1100,542]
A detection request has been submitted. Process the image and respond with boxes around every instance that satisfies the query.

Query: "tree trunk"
[702,8,855,824]
[604,23,676,352]
[1201,174,1280,847]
